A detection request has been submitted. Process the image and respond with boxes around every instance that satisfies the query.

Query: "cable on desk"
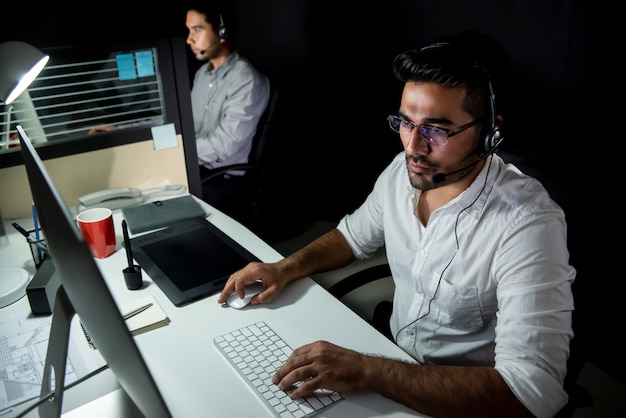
[12,364,109,418]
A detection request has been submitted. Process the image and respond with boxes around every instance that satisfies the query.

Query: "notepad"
[81,295,170,349]
[122,295,170,336]
[122,195,207,234]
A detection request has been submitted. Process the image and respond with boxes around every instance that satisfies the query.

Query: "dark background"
[4,0,611,219]
[3,0,618,386]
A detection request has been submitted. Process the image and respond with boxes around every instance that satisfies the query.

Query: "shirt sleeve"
[492,206,575,418]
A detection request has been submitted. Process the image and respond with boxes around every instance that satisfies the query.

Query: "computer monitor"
[17,125,171,418]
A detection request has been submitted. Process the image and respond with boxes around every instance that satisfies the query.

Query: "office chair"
[199,82,279,225]
[326,262,394,341]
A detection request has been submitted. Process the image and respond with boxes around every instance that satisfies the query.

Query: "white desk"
[0,198,423,417]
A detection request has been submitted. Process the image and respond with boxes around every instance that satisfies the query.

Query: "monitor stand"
[38,285,76,418]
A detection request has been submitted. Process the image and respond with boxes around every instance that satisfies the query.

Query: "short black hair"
[393,30,511,124]
[185,1,237,39]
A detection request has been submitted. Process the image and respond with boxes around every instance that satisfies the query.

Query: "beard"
[405,154,438,191]
[405,153,479,190]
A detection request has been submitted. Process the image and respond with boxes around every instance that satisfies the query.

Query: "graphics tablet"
[128,218,259,306]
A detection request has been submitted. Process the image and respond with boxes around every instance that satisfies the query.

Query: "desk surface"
[0,198,423,417]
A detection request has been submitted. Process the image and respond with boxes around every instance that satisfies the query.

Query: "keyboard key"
[214,321,344,417]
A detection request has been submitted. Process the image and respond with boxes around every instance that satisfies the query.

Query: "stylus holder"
[123,265,143,290]
[25,227,50,270]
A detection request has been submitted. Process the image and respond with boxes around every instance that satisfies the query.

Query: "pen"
[32,204,42,261]
[123,303,153,320]
[81,302,153,350]
[122,219,134,269]
[12,222,31,238]
[12,222,49,252]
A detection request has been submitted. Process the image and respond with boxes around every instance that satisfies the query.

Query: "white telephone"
[78,188,145,211]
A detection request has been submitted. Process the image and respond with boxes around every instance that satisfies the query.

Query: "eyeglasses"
[387,114,483,146]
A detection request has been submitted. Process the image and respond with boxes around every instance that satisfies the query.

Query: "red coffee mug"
[75,208,116,258]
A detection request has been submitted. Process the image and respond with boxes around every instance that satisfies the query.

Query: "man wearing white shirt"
[219,30,575,418]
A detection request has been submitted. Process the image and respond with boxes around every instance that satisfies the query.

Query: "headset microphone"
[432,129,503,184]
[199,37,223,55]
[432,155,485,183]
[433,78,504,184]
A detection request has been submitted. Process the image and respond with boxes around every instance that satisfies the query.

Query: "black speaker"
[218,13,229,39]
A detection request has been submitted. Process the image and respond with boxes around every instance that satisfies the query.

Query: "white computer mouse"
[226,281,265,309]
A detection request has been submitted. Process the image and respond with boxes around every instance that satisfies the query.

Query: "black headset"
[419,41,505,155]
[483,79,504,155]
[218,13,229,40]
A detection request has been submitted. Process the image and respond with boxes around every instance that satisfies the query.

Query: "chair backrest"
[326,262,394,340]
[248,83,279,168]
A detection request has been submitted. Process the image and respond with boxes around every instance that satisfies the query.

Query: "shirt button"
[420,249,426,255]
[209,83,213,88]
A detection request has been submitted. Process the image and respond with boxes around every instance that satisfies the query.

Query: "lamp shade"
[0,41,49,105]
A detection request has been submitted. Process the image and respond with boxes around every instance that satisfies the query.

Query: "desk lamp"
[0,41,49,308]
[0,41,49,105]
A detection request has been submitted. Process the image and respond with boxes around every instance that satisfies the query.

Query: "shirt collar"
[453,154,498,218]
[206,50,240,77]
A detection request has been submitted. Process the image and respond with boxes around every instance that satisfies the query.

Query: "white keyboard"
[213,321,344,417]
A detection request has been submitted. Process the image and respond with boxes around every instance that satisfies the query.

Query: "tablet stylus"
[122,219,143,290]
[122,220,134,269]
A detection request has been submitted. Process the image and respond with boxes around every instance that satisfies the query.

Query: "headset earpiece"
[218,13,229,39]
[486,125,504,154]
[482,79,504,155]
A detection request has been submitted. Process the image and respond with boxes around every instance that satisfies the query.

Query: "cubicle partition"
[0,37,200,219]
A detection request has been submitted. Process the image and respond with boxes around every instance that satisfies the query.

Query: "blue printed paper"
[116,53,136,80]
[136,50,155,77]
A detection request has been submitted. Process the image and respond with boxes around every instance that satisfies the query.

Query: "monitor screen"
[17,125,171,418]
